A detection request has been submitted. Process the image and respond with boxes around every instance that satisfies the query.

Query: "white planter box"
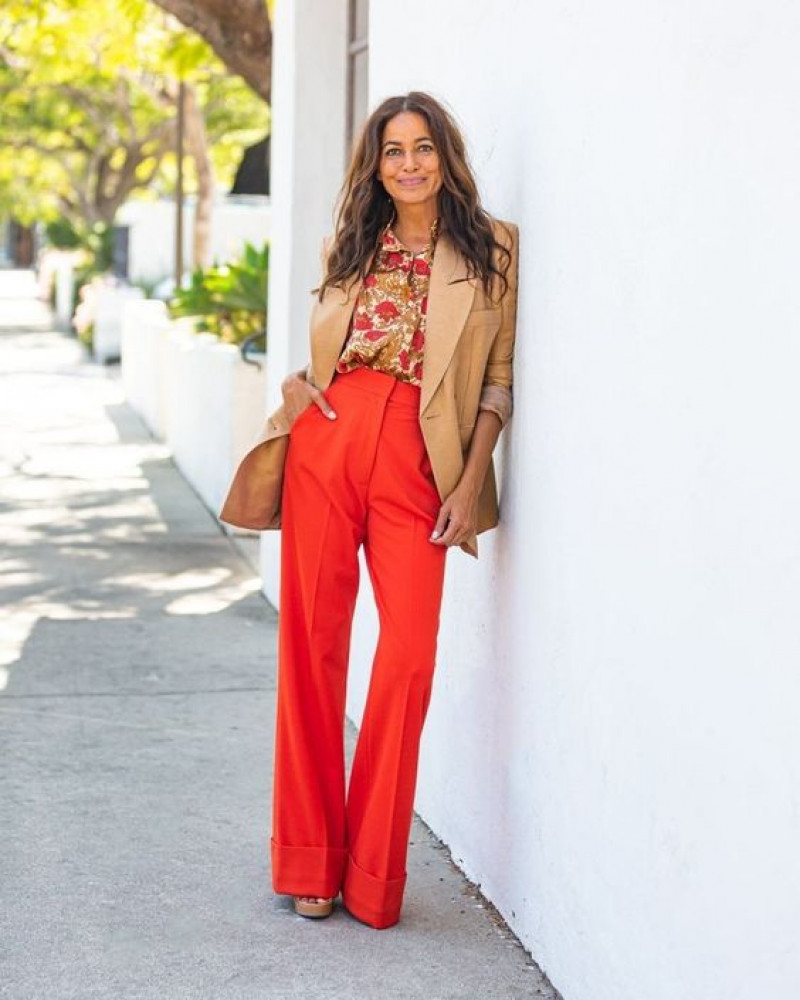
[120,299,171,438]
[94,284,144,363]
[121,307,267,525]
[162,325,266,522]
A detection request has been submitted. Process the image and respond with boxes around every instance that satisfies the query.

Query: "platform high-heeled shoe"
[293,895,335,919]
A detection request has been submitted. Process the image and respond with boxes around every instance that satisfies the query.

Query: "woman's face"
[377,111,443,212]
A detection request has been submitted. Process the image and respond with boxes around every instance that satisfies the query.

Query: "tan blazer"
[219,216,519,558]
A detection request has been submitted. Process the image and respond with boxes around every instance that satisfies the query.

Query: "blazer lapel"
[420,231,476,414]
[310,229,476,411]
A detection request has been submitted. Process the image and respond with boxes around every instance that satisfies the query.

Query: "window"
[346,0,369,154]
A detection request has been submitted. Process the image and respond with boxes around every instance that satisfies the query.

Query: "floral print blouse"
[335,217,441,386]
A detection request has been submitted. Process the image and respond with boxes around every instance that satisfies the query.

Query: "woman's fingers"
[281,371,306,424]
[430,502,451,544]
[308,385,337,420]
[282,371,337,424]
[431,492,478,546]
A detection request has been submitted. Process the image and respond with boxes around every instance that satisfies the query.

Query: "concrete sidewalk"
[0,272,558,1000]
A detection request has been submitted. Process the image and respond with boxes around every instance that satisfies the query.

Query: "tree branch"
[149,0,271,103]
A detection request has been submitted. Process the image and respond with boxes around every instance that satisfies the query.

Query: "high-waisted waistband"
[329,366,420,410]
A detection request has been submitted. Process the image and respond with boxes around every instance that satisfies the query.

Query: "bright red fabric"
[270,366,448,928]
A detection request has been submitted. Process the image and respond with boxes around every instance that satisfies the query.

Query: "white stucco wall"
[259,2,800,997]
[117,197,272,284]
[359,3,800,999]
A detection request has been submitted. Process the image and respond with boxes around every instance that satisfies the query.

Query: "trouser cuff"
[270,838,347,897]
[341,854,406,929]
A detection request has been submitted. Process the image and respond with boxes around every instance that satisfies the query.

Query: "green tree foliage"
[0,0,269,232]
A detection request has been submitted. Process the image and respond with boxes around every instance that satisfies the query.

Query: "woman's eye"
[384,145,435,156]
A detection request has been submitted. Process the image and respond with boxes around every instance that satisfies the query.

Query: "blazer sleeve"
[477,221,519,430]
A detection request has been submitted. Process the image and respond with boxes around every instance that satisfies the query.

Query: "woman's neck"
[391,203,440,251]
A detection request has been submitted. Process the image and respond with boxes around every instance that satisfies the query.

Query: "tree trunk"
[149,0,271,103]
[181,84,213,270]
[87,121,175,227]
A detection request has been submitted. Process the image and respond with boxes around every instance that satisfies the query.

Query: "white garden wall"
[93,283,144,363]
[162,328,266,517]
[120,299,171,438]
[52,254,77,331]
[120,302,266,522]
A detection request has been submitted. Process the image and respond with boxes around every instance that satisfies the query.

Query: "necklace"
[386,215,440,255]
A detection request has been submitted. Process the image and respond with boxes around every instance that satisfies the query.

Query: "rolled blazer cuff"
[478,383,513,429]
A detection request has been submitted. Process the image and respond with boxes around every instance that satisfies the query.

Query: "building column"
[261,0,350,603]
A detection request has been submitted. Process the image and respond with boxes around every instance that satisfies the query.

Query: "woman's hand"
[428,409,503,548]
[429,482,479,548]
[281,367,337,426]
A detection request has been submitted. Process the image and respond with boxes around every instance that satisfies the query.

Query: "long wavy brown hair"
[316,91,513,304]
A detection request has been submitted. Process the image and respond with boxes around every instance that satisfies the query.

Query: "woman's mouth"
[397,177,426,187]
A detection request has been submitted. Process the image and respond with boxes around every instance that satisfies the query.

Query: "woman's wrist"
[458,411,501,496]
[455,470,483,499]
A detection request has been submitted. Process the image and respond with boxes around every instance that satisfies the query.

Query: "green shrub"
[45,217,83,250]
[168,241,268,346]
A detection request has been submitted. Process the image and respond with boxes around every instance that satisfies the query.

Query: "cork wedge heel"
[293,896,335,919]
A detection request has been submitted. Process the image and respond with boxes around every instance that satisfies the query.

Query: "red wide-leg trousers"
[270,366,448,929]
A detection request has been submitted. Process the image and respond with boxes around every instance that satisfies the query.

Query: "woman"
[221,91,519,929]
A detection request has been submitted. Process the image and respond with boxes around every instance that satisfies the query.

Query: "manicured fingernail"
[327,411,337,420]
[430,530,440,540]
